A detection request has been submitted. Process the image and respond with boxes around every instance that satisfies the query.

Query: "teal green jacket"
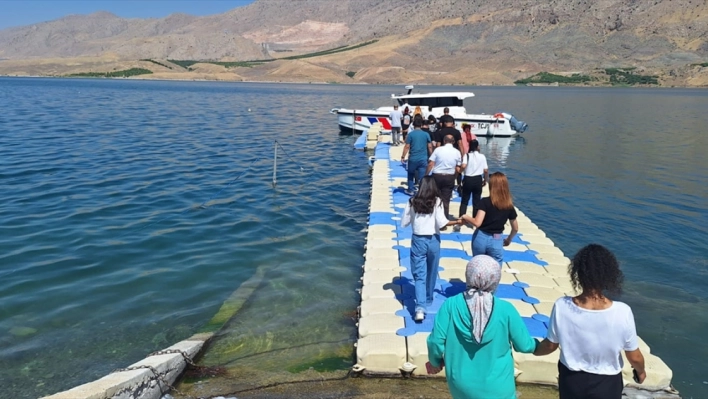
[427,294,538,399]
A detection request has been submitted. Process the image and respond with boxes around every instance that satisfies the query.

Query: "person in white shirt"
[459,139,489,219]
[426,134,461,219]
[534,244,647,399]
[389,105,403,145]
[402,176,460,321]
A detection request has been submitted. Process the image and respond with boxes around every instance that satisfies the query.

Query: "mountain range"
[0,0,706,86]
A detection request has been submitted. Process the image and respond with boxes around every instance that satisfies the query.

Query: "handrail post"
[272,141,277,187]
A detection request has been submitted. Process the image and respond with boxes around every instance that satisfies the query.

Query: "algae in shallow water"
[286,355,352,373]
[9,326,37,337]
[199,264,270,333]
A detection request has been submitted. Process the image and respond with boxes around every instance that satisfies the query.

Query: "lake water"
[0,79,706,399]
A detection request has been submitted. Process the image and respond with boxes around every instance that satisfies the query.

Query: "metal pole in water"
[272,141,277,187]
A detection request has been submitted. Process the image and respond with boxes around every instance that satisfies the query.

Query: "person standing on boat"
[426,134,461,220]
[460,172,518,265]
[401,176,461,322]
[534,244,646,399]
[389,105,403,146]
[459,139,488,220]
[401,116,433,196]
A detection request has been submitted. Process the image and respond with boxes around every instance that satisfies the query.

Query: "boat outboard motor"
[505,113,528,133]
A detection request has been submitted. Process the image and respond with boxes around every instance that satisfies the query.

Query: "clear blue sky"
[0,0,255,30]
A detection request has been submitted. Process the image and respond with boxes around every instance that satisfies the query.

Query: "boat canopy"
[391,92,475,108]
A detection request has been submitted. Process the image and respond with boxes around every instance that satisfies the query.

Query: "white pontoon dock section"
[356,136,678,398]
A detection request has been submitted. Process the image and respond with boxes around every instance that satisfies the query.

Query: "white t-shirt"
[401,198,449,235]
[389,109,403,128]
[547,296,639,375]
[462,151,488,177]
[429,144,461,175]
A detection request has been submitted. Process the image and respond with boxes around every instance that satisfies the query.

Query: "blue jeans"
[410,234,441,312]
[471,230,504,266]
[407,158,428,191]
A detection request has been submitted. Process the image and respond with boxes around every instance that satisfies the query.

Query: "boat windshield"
[397,97,463,108]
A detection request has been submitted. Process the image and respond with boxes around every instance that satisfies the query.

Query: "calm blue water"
[0,79,706,398]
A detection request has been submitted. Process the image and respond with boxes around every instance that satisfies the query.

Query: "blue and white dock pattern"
[355,138,675,394]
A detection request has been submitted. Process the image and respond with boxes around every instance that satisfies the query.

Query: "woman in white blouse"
[534,244,646,399]
[458,139,488,219]
[402,176,460,322]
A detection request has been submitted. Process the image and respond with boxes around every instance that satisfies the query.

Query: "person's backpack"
[402,114,411,126]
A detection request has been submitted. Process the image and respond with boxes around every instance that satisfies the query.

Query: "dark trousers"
[459,175,483,217]
[432,173,456,218]
[558,362,623,399]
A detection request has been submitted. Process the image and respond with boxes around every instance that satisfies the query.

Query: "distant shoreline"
[2,74,706,89]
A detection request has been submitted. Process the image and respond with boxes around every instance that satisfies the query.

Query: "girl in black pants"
[459,140,489,218]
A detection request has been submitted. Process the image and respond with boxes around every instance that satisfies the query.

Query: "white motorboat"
[330,86,528,137]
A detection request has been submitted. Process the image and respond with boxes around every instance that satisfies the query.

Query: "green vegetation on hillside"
[514,68,660,86]
[167,59,199,68]
[604,68,658,85]
[167,59,270,69]
[514,72,593,85]
[345,71,356,78]
[67,68,153,78]
[140,59,172,69]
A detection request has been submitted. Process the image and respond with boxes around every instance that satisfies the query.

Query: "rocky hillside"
[0,0,706,86]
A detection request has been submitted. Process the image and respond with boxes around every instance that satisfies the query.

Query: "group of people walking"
[400,111,511,274]
[396,113,646,398]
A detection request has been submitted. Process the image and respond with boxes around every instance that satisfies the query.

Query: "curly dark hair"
[569,244,624,296]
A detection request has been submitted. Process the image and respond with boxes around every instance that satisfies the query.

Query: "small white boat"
[330,86,528,137]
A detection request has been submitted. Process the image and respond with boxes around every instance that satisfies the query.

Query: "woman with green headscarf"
[427,255,538,399]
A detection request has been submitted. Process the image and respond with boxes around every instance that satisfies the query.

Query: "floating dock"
[356,134,679,398]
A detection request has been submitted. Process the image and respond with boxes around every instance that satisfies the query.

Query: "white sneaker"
[414,310,425,322]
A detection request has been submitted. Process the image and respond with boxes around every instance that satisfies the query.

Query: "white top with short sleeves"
[547,296,639,375]
[463,152,488,177]
[429,144,461,175]
[401,198,449,235]
[389,109,403,128]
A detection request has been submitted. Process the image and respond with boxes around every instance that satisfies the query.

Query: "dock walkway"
[356,138,677,397]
